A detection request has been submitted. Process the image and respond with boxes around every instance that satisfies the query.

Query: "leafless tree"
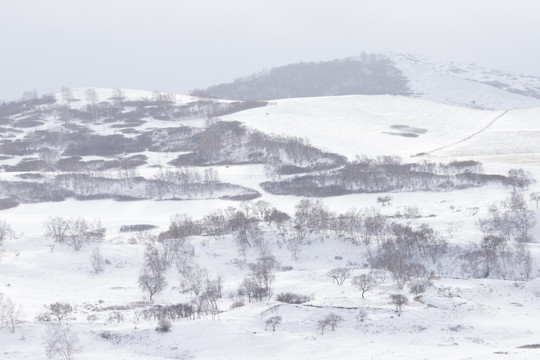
[60,87,73,104]
[180,263,208,296]
[65,218,88,251]
[352,274,376,298]
[530,192,540,209]
[45,303,73,322]
[0,221,13,261]
[327,267,351,285]
[111,88,125,112]
[389,294,408,314]
[90,247,105,274]
[265,316,282,332]
[0,293,20,333]
[45,217,70,252]
[108,311,125,324]
[505,168,533,190]
[317,313,343,334]
[85,88,99,119]
[138,246,167,301]
[45,323,81,360]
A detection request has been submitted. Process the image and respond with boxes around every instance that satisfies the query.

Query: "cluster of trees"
[45,217,105,252]
[169,119,345,172]
[262,157,506,197]
[198,53,411,100]
[0,292,20,333]
[0,220,13,259]
[462,190,534,280]
[137,233,225,326]
[0,168,258,203]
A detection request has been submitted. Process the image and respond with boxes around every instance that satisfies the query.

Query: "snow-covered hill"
[387,53,540,110]
[199,52,540,110]
[222,95,509,160]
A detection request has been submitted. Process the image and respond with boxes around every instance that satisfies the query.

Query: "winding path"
[413,109,509,157]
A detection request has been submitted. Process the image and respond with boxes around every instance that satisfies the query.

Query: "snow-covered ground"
[387,52,540,110]
[1,90,540,359]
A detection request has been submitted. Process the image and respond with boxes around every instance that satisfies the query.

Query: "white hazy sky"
[1,0,539,101]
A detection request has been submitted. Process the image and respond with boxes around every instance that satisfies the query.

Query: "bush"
[230,301,245,309]
[156,318,171,333]
[276,292,311,304]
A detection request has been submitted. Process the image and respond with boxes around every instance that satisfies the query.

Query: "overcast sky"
[1,0,539,101]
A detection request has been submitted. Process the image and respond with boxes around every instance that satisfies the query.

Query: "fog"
[1,0,539,101]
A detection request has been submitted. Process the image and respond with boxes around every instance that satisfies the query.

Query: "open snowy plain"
[0,89,539,359]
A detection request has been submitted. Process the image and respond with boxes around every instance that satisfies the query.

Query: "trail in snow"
[413,109,509,157]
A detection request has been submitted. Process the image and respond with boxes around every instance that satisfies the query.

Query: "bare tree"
[45,303,73,322]
[389,294,408,314]
[179,263,208,296]
[0,221,13,261]
[265,316,282,332]
[505,169,533,190]
[111,88,125,112]
[45,217,70,252]
[85,88,99,119]
[0,293,20,333]
[65,218,88,251]
[138,246,167,301]
[45,323,81,360]
[327,267,351,285]
[317,313,343,334]
[377,195,392,206]
[530,192,540,209]
[352,274,376,298]
[60,87,73,104]
[90,247,105,274]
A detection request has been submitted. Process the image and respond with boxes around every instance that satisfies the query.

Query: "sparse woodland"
[0,88,539,359]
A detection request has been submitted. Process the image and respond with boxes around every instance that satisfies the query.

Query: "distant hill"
[197,53,540,110]
[195,53,411,101]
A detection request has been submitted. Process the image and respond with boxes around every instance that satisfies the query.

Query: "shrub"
[276,292,310,304]
[156,318,172,333]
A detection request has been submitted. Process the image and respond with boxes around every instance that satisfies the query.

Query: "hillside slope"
[198,53,540,110]
[222,95,502,159]
[387,53,540,110]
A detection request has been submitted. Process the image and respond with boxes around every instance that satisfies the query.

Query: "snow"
[387,52,540,110]
[2,90,540,359]
[223,94,499,159]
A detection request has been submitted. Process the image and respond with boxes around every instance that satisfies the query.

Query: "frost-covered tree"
[0,221,13,261]
[317,313,343,334]
[45,323,81,360]
[389,294,408,314]
[89,247,105,274]
[138,246,167,301]
[264,316,282,332]
[327,267,351,285]
[0,293,20,333]
[352,274,376,298]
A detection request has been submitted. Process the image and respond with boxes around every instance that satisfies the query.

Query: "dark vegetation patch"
[276,292,311,304]
[16,173,44,180]
[0,198,19,210]
[390,124,428,134]
[220,192,261,201]
[261,158,505,197]
[3,159,50,172]
[63,134,145,156]
[12,115,44,128]
[196,53,411,100]
[383,132,419,138]
[110,119,146,128]
[119,224,158,232]
[167,120,346,172]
